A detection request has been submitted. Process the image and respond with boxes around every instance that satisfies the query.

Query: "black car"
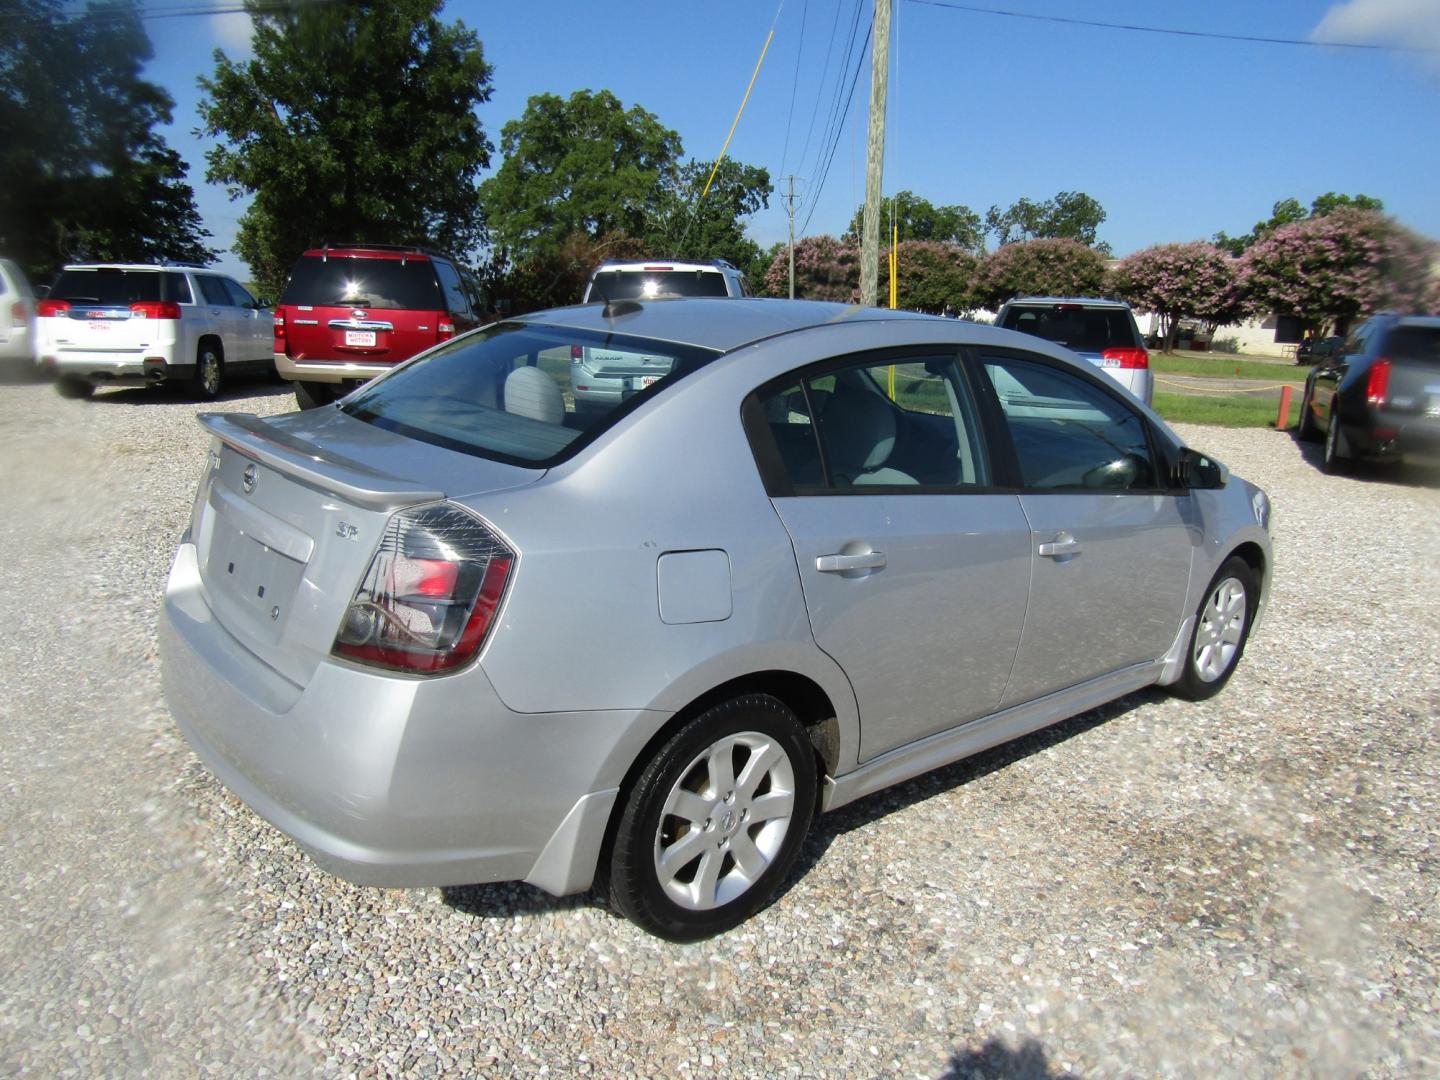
[1298,314,1440,473]
[1296,335,1343,365]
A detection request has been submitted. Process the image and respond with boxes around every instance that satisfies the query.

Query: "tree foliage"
[0,0,213,282]
[480,90,682,262]
[845,191,984,253]
[1110,242,1248,352]
[762,235,859,302]
[199,0,494,296]
[879,241,980,314]
[974,239,1109,310]
[985,191,1108,252]
[645,158,771,273]
[1214,192,1384,256]
[1241,209,1435,336]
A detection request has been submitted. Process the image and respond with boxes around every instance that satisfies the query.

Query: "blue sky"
[141,0,1440,282]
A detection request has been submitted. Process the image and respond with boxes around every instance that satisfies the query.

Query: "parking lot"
[1,375,1437,1077]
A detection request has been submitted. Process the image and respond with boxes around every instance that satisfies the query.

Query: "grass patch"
[1153,390,1294,429]
[1150,352,1302,381]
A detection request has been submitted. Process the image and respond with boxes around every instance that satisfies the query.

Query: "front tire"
[191,343,223,400]
[606,694,817,941]
[1171,556,1257,701]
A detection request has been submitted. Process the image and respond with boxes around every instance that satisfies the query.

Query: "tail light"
[334,503,513,675]
[37,299,71,317]
[130,301,181,319]
[571,345,583,361]
[1102,347,1150,369]
[10,301,24,321]
[273,311,286,345]
[437,319,456,341]
[1366,358,1391,407]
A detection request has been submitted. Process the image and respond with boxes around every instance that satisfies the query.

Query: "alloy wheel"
[1193,576,1247,682]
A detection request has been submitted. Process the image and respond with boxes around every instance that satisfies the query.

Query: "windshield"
[342,322,719,466]
[1002,305,1139,352]
[587,269,729,301]
[281,255,444,310]
[50,269,192,305]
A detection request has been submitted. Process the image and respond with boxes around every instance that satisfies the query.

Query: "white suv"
[0,258,37,373]
[36,263,274,400]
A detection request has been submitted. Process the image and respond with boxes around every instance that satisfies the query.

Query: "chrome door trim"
[328,319,395,331]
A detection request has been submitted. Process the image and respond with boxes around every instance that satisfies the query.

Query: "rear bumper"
[160,541,652,894]
[275,352,398,385]
[1344,412,1440,464]
[43,349,193,385]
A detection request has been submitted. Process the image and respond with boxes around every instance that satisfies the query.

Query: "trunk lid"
[282,303,444,367]
[191,408,541,687]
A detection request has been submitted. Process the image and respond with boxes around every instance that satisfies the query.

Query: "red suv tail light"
[37,299,71,317]
[130,301,181,319]
[1367,358,1391,407]
[273,311,286,345]
[333,504,513,675]
[1102,347,1150,370]
[437,319,456,341]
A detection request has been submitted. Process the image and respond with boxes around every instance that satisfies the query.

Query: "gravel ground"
[1,375,1437,1078]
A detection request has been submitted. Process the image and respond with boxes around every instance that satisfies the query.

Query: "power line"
[800,0,865,208]
[905,0,1440,54]
[800,17,871,236]
[793,0,849,191]
[778,0,809,180]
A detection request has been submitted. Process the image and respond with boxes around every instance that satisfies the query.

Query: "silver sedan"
[161,298,1272,940]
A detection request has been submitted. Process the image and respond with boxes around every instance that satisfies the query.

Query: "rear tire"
[1171,556,1257,701]
[606,694,817,941]
[1322,404,1348,474]
[1297,385,1319,441]
[55,376,93,400]
[191,343,223,401]
[294,381,337,410]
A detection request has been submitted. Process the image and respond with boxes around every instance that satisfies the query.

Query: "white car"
[36,262,274,400]
[0,258,37,371]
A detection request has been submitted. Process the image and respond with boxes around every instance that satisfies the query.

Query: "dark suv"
[274,244,482,409]
[1299,313,1440,473]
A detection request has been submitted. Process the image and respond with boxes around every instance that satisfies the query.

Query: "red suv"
[273,244,482,409]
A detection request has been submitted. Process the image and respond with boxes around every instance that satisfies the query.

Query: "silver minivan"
[162,299,1270,940]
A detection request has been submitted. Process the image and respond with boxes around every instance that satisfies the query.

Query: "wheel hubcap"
[653,731,796,912]
[1193,576,1247,682]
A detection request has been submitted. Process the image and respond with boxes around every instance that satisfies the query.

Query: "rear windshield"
[1384,326,1440,366]
[50,269,192,305]
[1001,305,1139,352]
[587,269,729,301]
[342,322,718,466]
[281,256,443,310]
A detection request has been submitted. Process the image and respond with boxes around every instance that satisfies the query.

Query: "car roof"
[592,261,737,274]
[60,263,218,273]
[298,246,438,261]
[520,297,1019,354]
[1000,296,1132,309]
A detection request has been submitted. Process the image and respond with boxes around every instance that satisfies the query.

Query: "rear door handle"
[1038,536,1082,558]
[816,551,887,573]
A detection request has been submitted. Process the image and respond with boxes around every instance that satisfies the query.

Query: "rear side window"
[1002,306,1138,352]
[280,256,444,310]
[49,269,192,305]
[432,259,473,319]
[588,270,729,301]
[1383,326,1440,366]
[342,322,717,466]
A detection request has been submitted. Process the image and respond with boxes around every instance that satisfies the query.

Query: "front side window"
[197,275,232,306]
[754,354,989,492]
[342,322,716,466]
[223,278,257,308]
[980,355,1156,490]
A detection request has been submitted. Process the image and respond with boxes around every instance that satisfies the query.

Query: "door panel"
[772,493,1031,760]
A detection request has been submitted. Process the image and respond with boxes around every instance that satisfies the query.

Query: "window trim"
[742,345,1004,498]
[964,345,1177,496]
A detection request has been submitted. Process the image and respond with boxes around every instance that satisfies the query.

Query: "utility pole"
[859,0,891,307]
[783,176,800,300]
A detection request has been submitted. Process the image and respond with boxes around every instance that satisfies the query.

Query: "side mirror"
[256,297,273,309]
[1175,447,1228,489]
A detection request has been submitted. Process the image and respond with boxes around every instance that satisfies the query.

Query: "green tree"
[480,90,683,263]
[0,0,212,281]
[646,158,772,270]
[844,191,985,253]
[1215,193,1384,255]
[985,191,1108,252]
[199,0,494,296]
[974,238,1108,310]
[880,241,980,314]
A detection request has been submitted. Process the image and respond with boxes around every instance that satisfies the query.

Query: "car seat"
[504,366,565,424]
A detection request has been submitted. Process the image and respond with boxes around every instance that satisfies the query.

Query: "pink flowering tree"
[1109,242,1249,352]
[761,235,859,301]
[1241,209,1437,336]
[975,238,1108,311]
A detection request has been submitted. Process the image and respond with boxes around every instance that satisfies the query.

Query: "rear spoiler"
[198,412,445,512]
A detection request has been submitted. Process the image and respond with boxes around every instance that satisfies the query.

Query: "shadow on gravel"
[438,689,1157,929]
[77,373,294,406]
[0,360,47,386]
[938,1037,1079,1079]
[1290,429,1440,487]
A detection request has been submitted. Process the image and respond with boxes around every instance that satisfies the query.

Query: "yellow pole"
[889,223,898,308]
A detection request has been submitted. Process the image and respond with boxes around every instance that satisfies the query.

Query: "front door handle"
[816,551,887,573]
[1038,535,1082,558]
